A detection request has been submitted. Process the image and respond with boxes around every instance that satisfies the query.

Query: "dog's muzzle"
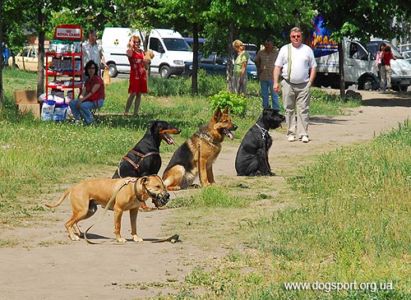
[149,191,170,208]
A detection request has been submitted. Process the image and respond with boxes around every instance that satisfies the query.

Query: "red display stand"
[45,25,83,101]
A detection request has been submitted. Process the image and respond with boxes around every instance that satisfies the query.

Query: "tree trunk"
[338,41,345,98]
[191,23,199,95]
[0,5,4,109]
[36,7,46,97]
[227,24,234,92]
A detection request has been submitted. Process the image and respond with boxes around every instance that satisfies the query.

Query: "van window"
[349,43,368,60]
[149,38,164,53]
[162,38,191,51]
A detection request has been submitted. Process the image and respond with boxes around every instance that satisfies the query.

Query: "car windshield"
[163,38,191,51]
[367,41,403,59]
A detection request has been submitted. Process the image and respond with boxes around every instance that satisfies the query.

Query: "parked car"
[8,46,40,71]
[244,43,258,61]
[184,52,257,79]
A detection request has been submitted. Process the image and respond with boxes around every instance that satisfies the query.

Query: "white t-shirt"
[275,43,316,84]
[82,41,103,67]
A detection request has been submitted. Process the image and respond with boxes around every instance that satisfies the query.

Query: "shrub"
[209,90,247,116]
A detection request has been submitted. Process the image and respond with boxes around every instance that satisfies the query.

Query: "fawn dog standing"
[46,175,169,243]
[162,108,237,190]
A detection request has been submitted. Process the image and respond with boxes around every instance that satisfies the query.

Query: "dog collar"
[133,178,147,204]
[195,132,219,146]
[255,123,268,140]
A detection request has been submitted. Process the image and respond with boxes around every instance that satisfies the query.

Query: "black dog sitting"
[235,109,285,176]
[113,120,181,179]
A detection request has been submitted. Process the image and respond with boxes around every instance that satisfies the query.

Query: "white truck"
[313,37,380,90]
[102,28,192,78]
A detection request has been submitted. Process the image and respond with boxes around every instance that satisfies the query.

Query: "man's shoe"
[287,135,296,142]
[301,135,310,143]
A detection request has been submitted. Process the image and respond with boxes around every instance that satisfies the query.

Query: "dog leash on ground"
[150,234,180,243]
[84,178,138,245]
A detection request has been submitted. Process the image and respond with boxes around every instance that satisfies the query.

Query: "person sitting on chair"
[69,60,105,125]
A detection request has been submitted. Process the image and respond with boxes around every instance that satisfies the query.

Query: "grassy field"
[160,123,411,300]
[3,69,408,299]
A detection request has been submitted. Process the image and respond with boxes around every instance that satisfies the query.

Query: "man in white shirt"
[273,27,316,143]
[82,29,105,76]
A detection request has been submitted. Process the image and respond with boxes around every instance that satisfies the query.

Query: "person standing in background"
[273,27,316,143]
[255,38,279,110]
[381,45,396,92]
[375,43,386,91]
[232,39,250,95]
[124,35,149,116]
[82,29,105,76]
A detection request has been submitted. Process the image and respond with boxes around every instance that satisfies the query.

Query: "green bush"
[209,90,247,116]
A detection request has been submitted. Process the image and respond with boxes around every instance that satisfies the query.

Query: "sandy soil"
[0,90,410,299]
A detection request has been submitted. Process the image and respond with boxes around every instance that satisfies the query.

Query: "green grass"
[171,121,411,299]
[0,68,361,222]
[169,186,249,208]
[3,69,409,298]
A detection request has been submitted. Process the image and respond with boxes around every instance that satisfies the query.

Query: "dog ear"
[149,120,162,131]
[213,108,222,121]
[141,176,149,185]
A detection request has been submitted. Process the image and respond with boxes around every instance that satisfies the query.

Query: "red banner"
[54,24,83,41]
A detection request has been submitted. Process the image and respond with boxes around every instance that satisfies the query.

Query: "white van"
[102,27,192,78]
[313,38,380,90]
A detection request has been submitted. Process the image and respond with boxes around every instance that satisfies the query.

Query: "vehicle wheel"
[108,63,118,78]
[359,76,378,91]
[400,85,409,92]
[160,65,171,78]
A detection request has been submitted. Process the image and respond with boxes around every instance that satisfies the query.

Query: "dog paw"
[116,237,127,243]
[69,234,80,241]
[132,235,144,242]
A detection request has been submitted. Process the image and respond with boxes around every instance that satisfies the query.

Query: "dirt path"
[1,91,410,299]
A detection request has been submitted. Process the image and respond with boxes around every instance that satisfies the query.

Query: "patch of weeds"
[37,240,68,247]
[245,273,263,285]
[228,250,243,262]
[0,239,19,248]
[185,267,212,286]
[170,186,248,208]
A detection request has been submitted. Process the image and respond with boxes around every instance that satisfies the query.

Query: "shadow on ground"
[362,93,411,107]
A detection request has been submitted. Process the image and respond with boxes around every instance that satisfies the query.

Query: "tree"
[159,0,210,95]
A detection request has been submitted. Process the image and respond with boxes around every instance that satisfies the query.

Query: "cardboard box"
[14,90,38,104]
[18,103,40,119]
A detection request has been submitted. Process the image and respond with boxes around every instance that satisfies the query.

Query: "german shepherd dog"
[162,108,237,191]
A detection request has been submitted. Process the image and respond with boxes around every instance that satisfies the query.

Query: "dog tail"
[45,190,70,208]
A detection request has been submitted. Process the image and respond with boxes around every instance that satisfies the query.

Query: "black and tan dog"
[235,108,285,176]
[162,108,237,190]
[46,175,169,243]
[113,120,180,179]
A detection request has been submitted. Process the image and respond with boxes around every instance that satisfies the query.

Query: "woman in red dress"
[125,35,149,115]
